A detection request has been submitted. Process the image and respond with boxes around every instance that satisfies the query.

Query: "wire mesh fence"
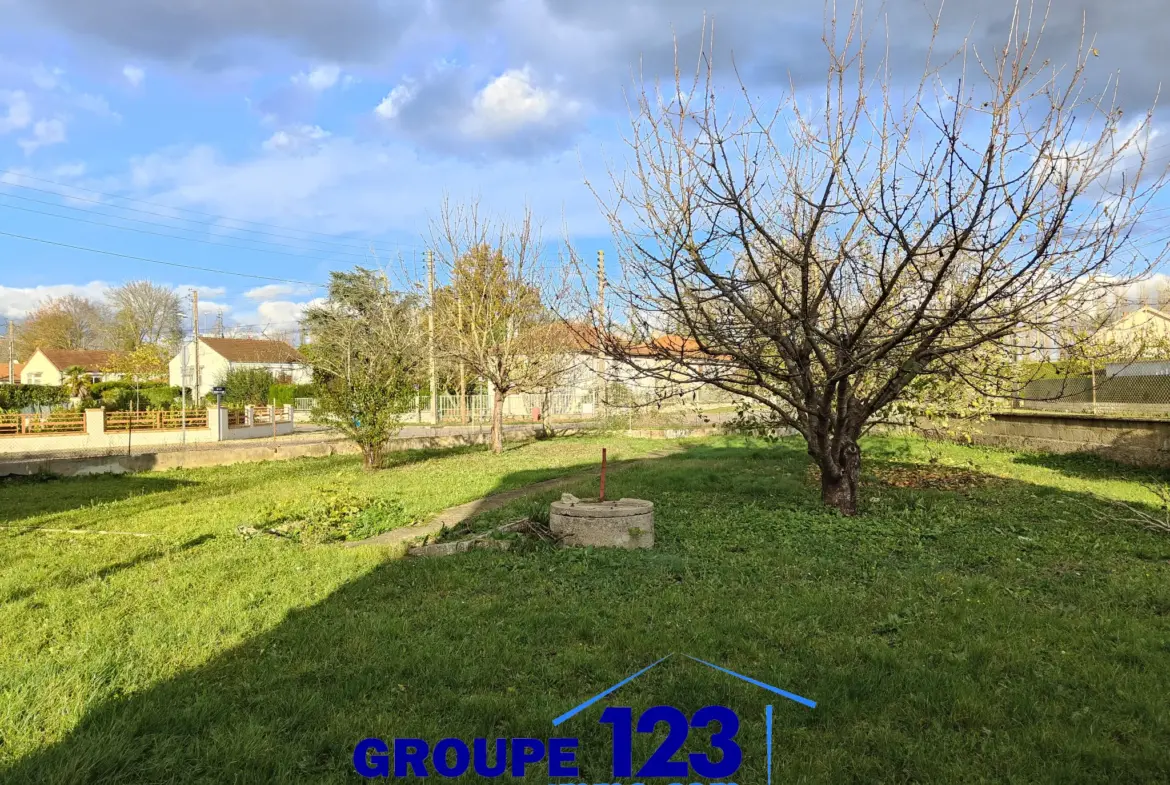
[1011,373,1170,418]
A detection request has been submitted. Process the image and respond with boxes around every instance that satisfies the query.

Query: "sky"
[0,0,1168,337]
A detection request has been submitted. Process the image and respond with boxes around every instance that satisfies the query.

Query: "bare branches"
[573,0,1168,515]
[431,198,574,452]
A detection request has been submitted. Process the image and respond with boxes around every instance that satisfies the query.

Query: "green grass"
[1,435,1169,783]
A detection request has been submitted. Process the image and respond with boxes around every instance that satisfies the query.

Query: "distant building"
[169,337,310,398]
[20,349,118,386]
[0,362,23,384]
[1095,306,1170,347]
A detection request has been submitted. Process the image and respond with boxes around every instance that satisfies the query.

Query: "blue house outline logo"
[551,654,815,785]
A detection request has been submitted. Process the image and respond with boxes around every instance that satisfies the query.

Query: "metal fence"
[1013,374,1170,417]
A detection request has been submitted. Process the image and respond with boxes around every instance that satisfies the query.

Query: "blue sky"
[1,0,1168,335]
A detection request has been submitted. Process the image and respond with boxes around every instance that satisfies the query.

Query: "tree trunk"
[819,440,861,516]
[490,392,505,454]
[362,443,383,470]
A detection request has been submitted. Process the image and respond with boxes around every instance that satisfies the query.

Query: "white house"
[169,337,311,398]
[20,349,119,386]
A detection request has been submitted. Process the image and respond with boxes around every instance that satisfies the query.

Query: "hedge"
[269,383,318,406]
[0,384,69,412]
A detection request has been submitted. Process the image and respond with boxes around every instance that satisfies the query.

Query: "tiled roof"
[199,337,305,364]
[37,349,114,372]
[0,362,23,383]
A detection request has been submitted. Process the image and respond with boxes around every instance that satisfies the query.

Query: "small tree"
[432,199,573,453]
[62,365,92,402]
[105,345,169,411]
[214,368,276,407]
[302,268,425,469]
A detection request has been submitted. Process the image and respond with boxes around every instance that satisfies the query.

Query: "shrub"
[268,383,318,407]
[255,487,408,543]
[208,368,276,406]
[0,384,69,412]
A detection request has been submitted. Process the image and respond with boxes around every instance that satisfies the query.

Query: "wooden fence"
[105,410,209,431]
[0,412,86,436]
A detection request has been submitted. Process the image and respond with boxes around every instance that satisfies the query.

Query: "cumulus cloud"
[0,89,32,133]
[18,118,66,155]
[244,284,316,300]
[374,82,416,120]
[0,281,111,319]
[461,67,579,139]
[122,64,145,87]
[292,63,341,92]
[261,124,330,153]
[374,63,584,157]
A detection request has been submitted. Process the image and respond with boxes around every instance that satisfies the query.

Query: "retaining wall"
[922,411,1170,468]
[0,425,567,478]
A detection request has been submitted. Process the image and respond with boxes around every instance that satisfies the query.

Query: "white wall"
[168,341,310,399]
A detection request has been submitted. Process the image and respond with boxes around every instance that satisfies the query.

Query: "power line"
[0,186,383,257]
[0,229,328,287]
[0,199,379,263]
[0,169,423,251]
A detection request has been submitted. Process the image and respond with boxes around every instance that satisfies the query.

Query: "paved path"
[346,448,681,549]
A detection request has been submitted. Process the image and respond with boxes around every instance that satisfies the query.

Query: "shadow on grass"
[1012,449,1170,484]
[1,534,216,606]
[3,441,1169,784]
[0,474,196,524]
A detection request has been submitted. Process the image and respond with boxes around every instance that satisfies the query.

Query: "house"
[169,337,311,398]
[0,362,23,384]
[20,349,118,386]
[1095,306,1170,347]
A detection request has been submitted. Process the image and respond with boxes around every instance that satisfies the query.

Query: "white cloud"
[374,82,416,120]
[30,64,64,91]
[0,89,32,133]
[262,124,330,153]
[292,63,341,92]
[244,283,315,300]
[461,67,579,138]
[123,135,609,237]
[18,118,66,155]
[175,284,227,299]
[0,281,111,319]
[122,64,145,87]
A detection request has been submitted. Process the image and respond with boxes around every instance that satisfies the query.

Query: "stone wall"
[924,411,1170,468]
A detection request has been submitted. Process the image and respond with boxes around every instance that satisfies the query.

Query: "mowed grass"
[0,434,1168,783]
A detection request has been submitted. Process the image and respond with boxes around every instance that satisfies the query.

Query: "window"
[27,372,41,384]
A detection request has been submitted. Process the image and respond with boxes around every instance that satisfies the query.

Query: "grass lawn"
[1,434,1168,783]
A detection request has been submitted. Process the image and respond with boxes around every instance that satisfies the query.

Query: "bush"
[89,380,171,397]
[208,368,276,406]
[98,386,182,411]
[268,383,317,406]
[0,384,69,412]
[254,487,408,543]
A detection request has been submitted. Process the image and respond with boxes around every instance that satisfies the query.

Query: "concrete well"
[549,495,654,549]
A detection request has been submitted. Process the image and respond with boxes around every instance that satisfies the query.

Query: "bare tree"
[16,295,109,359]
[432,199,574,453]
[108,281,183,351]
[575,1,1167,514]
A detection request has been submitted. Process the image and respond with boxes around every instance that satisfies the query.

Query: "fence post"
[84,408,105,436]
[245,405,255,427]
[284,404,294,426]
[210,405,228,441]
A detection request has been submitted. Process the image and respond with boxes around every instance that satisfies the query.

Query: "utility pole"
[458,294,467,424]
[192,290,201,402]
[6,319,13,385]
[597,250,608,418]
[426,249,439,426]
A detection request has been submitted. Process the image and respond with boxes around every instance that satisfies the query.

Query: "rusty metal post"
[600,447,607,501]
